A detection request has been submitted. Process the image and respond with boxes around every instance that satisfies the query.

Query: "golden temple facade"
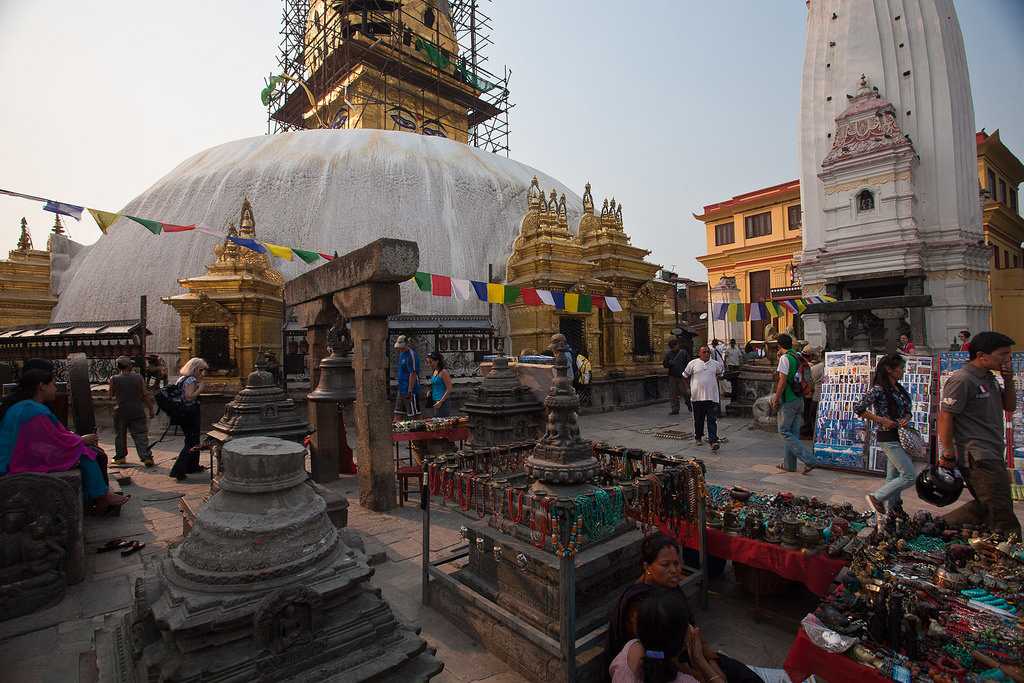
[162,198,285,391]
[506,179,673,379]
[0,218,59,329]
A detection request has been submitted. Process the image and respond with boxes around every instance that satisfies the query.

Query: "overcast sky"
[1,0,1021,280]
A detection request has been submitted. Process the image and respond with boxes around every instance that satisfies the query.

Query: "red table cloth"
[391,427,470,443]
[660,521,847,596]
[784,627,889,683]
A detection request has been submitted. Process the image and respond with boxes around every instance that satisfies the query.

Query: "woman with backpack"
[854,353,915,521]
[169,357,207,482]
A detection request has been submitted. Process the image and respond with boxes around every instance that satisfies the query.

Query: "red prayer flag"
[592,295,606,309]
[430,273,453,297]
[319,252,334,261]
[162,223,196,233]
[521,288,543,305]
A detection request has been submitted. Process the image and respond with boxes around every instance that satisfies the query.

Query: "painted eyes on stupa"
[389,107,417,131]
[422,120,447,138]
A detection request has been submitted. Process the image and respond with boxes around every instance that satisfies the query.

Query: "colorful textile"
[784,628,889,683]
[292,248,321,264]
[415,37,450,69]
[128,215,162,235]
[87,209,122,233]
[521,288,543,306]
[263,242,294,260]
[564,293,580,313]
[43,200,83,221]
[451,278,476,301]
[431,274,453,297]
[471,280,489,302]
[414,271,432,292]
[161,223,196,233]
[551,291,565,310]
[660,520,846,597]
[537,290,556,306]
[605,296,622,312]
[591,295,606,309]
[227,236,266,253]
[0,400,96,476]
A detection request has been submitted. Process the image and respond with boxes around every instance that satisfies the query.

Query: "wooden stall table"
[660,520,848,620]
[392,427,470,505]
[784,627,890,683]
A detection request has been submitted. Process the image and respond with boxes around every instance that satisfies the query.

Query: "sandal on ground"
[121,541,146,557]
[801,464,816,475]
[143,458,155,468]
[775,463,794,473]
[97,538,133,553]
[92,493,131,517]
[112,458,127,465]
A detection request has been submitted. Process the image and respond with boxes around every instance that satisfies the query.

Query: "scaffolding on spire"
[266,0,512,157]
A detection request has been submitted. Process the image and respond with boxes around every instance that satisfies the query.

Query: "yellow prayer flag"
[486,283,504,303]
[564,293,579,313]
[88,208,122,234]
[263,242,294,261]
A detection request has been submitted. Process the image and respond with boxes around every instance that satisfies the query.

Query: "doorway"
[748,270,771,341]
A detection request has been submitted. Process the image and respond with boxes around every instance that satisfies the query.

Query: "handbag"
[898,425,927,460]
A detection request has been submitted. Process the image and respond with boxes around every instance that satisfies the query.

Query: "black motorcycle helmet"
[915,465,965,507]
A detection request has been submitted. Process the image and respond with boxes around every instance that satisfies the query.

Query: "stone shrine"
[461,355,544,451]
[430,336,643,681]
[0,472,84,622]
[798,1,990,351]
[113,436,441,682]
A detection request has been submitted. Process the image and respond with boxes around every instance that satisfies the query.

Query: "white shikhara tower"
[797,0,990,351]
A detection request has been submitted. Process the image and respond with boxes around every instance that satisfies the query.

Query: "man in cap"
[109,356,156,466]
[393,335,421,418]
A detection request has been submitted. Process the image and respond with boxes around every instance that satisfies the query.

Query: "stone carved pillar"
[349,315,394,510]
[873,307,908,355]
[822,312,851,351]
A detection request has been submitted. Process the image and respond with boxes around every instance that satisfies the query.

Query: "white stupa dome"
[51,129,582,355]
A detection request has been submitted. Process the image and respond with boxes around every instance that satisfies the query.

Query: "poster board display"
[812,351,872,470]
[866,355,933,470]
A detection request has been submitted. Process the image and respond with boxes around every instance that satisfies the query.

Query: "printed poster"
[813,351,872,469]
[867,355,934,469]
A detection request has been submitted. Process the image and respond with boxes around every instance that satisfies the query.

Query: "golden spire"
[582,182,594,215]
[239,196,256,238]
[528,177,542,210]
[16,218,33,251]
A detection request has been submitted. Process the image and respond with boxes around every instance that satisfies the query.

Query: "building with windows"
[694,180,803,342]
[695,130,1023,346]
[977,129,1024,343]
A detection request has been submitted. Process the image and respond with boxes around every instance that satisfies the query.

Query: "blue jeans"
[873,441,915,510]
[778,398,816,471]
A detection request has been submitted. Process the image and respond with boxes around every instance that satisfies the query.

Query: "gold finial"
[616,202,623,227]
[528,177,542,209]
[601,198,609,216]
[239,196,256,237]
[558,194,567,219]
[609,197,617,213]
[16,217,33,251]
[51,214,66,236]
[582,182,594,214]
[547,189,558,212]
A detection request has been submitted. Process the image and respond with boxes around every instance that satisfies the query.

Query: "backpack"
[155,381,196,425]
[785,350,813,400]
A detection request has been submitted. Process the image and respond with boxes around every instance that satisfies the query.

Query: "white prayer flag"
[451,278,476,301]
[537,290,556,306]
[605,296,622,312]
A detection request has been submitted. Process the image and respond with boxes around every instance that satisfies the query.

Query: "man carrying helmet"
[937,331,1019,536]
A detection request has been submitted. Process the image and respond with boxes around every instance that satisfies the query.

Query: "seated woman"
[607,534,762,683]
[0,369,129,515]
[609,588,713,682]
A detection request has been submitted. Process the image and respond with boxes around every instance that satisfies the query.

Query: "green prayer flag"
[415,37,450,70]
[292,248,321,264]
[578,295,592,313]
[127,216,162,235]
[414,271,432,292]
[503,286,520,304]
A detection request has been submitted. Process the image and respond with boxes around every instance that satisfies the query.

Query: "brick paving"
[3,405,1020,682]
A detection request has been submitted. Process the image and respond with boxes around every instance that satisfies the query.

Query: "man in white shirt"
[683,346,724,451]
